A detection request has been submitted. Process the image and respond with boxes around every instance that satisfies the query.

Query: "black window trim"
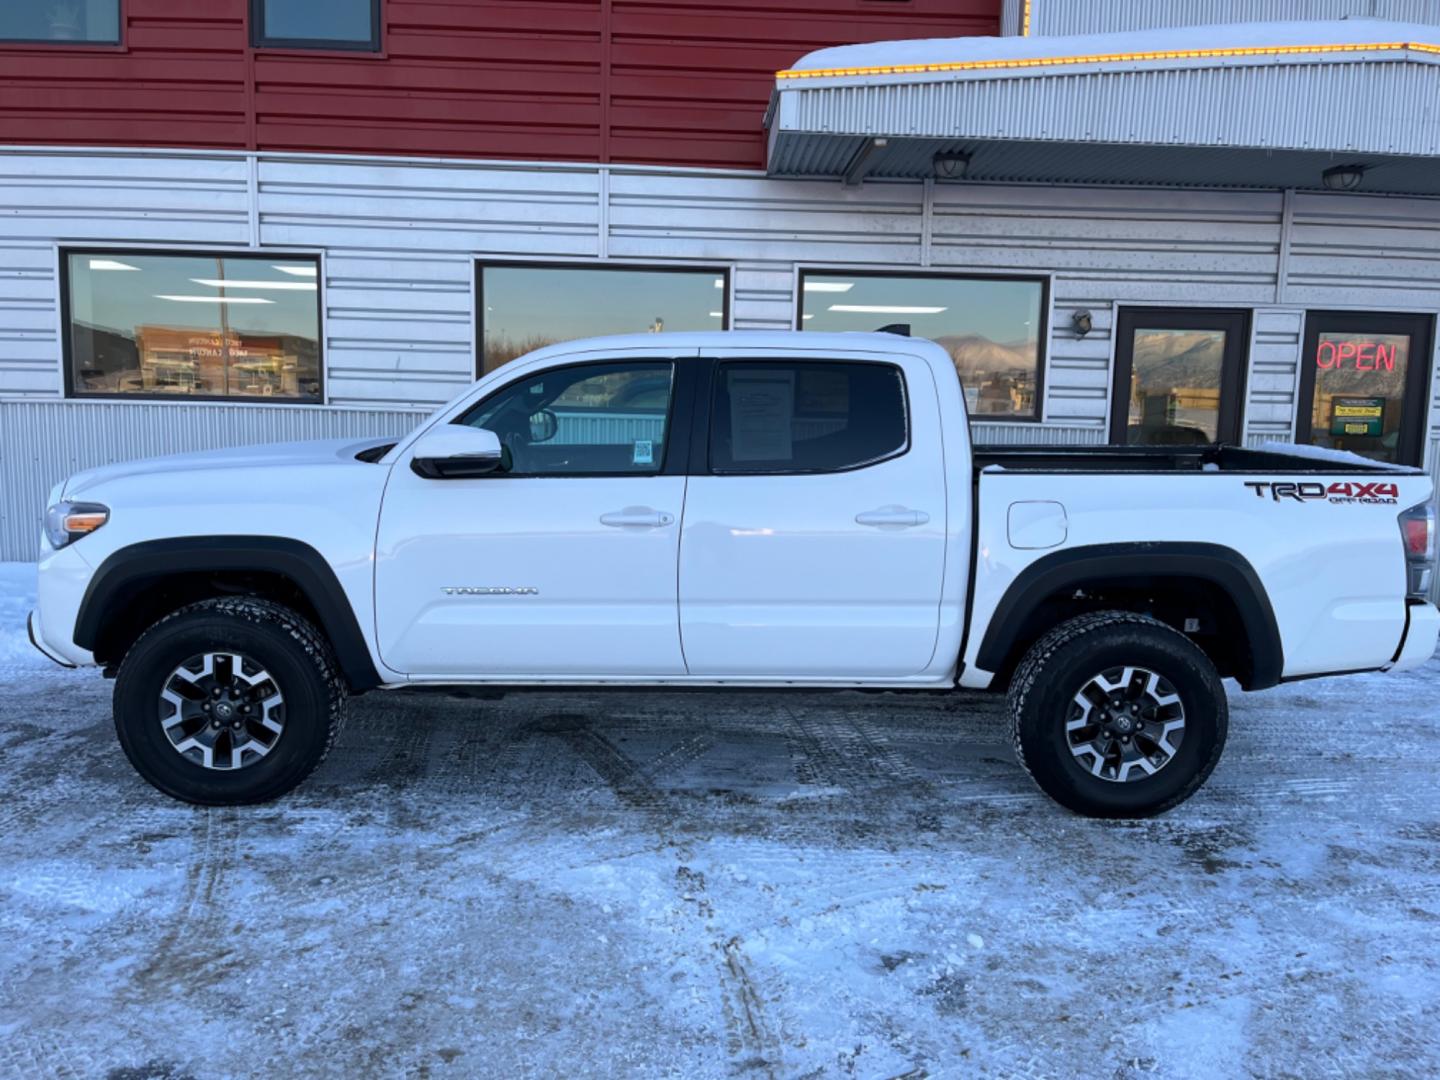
[60,246,326,405]
[250,0,382,52]
[474,259,733,379]
[450,356,697,479]
[704,357,913,477]
[1294,309,1435,469]
[795,267,1051,423]
[1109,306,1251,447]
[0,0,123,46]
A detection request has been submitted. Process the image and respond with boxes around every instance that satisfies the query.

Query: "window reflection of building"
[65,250,323,401]
[71,320,319,399]
[1126,329,1225,444]
[133,326,316,397]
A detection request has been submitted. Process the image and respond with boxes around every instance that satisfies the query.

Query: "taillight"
[1399,501,1437,600]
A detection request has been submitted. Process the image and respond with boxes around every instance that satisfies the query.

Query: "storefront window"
[252,0,381,50]
[798,271,1046,420]
[1296,312,1434,466]
[1111,309,1247,446]
[64,251,322,401]
[477,263,727,375]
[1,1,119,43]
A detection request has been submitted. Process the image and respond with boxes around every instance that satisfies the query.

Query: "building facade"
[2,0,1439,580]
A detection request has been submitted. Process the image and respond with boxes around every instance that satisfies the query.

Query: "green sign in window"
[1329,396,1385,437]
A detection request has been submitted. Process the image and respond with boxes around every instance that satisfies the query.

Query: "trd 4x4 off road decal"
[1243,481,1400,505]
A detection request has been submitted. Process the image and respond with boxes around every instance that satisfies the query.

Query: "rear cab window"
[709,360,909,474]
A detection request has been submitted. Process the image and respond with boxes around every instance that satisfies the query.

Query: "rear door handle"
[600,507,675,528]
[855,507,930,528]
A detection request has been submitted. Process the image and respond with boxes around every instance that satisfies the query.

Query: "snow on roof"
[781,19,1440,79]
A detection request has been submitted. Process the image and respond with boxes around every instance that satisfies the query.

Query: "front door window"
[1111,309,1248,446]
[1296,312,1434,466]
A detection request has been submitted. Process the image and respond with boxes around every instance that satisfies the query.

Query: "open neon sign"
[1316,339,1400,371]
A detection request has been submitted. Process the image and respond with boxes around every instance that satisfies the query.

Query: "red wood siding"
[0,0,999,169]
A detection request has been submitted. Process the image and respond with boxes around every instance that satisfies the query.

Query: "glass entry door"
[1111,308,1248,446]
[1296,312,1434,466]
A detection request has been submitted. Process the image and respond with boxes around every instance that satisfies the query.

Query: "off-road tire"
[114,597,347,805]
[1007,611,1227,818]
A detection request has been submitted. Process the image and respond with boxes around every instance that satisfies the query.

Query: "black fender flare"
[75,536,383,692]
[973,542,1284,690]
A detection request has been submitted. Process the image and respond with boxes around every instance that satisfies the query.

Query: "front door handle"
[855,507,930,528]
[600,507,675,528]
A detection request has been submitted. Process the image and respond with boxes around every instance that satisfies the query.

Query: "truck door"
[678,350,949,677]
[375,352,695,677]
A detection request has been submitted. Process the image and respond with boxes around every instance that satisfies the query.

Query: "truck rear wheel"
[113,597,346,806]
[1007,611,1227,818]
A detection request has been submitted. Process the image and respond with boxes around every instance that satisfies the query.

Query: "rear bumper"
[1390,601,1440,673]
[27,610,76,669]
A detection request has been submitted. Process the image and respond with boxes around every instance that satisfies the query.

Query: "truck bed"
[972,443,1421,475]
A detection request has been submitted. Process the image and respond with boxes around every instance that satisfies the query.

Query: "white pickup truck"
[29,331,1440,817]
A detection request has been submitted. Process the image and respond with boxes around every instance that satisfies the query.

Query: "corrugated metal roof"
[768,19,1440,191]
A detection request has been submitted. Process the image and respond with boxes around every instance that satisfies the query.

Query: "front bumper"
[27,610,76,669]
[1390,601,1440,673]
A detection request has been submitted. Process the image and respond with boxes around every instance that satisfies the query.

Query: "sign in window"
[1297,313,1434,466]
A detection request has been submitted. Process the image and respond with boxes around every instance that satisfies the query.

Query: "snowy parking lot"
[2,561,1439,1079]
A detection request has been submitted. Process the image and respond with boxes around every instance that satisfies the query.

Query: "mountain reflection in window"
[1125,329,1226,445]
[798,272,1045,420]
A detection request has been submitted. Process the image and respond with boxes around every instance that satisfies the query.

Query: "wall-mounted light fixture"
[1072,309,1093,337]
[933,151,971,180]
[1322,164,1367,192]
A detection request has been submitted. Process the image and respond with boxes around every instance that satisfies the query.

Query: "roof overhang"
[766,20,1440,194]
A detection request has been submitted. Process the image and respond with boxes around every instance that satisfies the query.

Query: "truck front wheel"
[113,597,347,806]
[1007,611,1227,818]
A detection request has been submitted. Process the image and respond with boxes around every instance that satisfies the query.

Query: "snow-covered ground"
[1,560,1438,1078]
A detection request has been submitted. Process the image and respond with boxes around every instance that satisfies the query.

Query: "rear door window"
[709,360,908,474]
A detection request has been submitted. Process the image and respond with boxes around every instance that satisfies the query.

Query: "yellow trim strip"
[777,40,1440,81]
[1021,0,1031,37]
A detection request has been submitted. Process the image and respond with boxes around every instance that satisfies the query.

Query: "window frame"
[794,267,1051,423]
[59,246,326,405]
[704,357,912,477]
[1294,309,1435,468]
[451,357,699,479]
[475,259,732,378]
[250,0,382,52]
[1109,306,1250,446]
[0,0,123,47]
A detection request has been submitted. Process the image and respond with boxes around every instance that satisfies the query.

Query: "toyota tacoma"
[28,331,1440,816]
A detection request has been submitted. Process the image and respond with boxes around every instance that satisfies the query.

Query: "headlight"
[45,501,109,549]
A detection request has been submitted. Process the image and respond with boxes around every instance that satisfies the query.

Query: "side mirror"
[529,407,559,443]
[410,425,505,479]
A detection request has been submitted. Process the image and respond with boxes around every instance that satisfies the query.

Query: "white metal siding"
[0,399,420,561]
[1244,308,1306,444]
[1031,0,1440,37]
